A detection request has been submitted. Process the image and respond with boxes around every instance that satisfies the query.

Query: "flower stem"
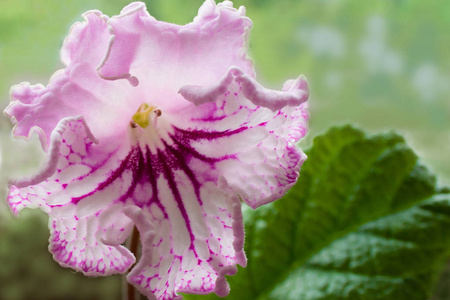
[125,226,140,300]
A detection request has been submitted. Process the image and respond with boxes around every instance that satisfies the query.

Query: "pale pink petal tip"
[4,82,50,151]
[235,71,309,111]
[180,67,309,111]
[178,69,235,106]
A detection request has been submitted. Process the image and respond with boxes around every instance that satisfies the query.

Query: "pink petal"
[124,189,245,299]
[60,11,111,67]
[98,1,253,95]
[8,118,135,275]
[49,203,135,276]
[180,67,309,111]
[178,67,309,209]
[4,12,137,151]
[9,116,98,189]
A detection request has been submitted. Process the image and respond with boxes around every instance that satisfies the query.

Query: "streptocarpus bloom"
[4,1,309,300]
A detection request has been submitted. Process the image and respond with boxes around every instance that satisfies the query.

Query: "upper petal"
[98,1,253,95]
[4,2,253,151]
[4,11,140,150]
[61,11,111,67]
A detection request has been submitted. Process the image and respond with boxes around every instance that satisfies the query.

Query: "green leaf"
[184,126,447,300]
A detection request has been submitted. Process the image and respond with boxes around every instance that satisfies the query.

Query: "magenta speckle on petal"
[4,1,309,300]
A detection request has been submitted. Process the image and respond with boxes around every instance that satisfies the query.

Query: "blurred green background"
[0,0,448,299]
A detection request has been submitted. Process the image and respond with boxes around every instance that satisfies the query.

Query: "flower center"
[131,103,162,129]
[129,103,172,154]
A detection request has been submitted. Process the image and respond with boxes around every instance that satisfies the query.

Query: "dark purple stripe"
[157,150,196,247]
[165,142,203,205]
[74,146,121,182]
[171,135,237,164]
[145,147,168,218]
[171,138,220,163]
[71,151,134,204]
[115,147,144,205]
[191,115,227,122]
[173,126,248,141]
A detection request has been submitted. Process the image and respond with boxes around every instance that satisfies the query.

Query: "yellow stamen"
[132,103,156,129]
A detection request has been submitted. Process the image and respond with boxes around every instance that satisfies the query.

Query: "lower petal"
[124,183,245,300]
[49,203,135,276]
[7,117,136,275]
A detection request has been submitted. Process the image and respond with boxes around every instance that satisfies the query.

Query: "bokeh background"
[0,0,448,299]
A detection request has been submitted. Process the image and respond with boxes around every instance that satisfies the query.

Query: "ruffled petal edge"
[8,116,98,188]
[179,66,309,111]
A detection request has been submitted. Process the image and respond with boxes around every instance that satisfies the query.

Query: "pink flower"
[4,1,308,300]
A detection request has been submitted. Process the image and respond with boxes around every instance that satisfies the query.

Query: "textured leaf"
[184,126,448,300]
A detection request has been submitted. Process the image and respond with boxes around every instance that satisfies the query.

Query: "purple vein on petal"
[144,146,168,217]
[164,141,203,205]
[71,150,134,204]
[157,149,196,249]
[171,138,221,164]
[67,145,121,184]
[115,147,145,206]
[174,126,248,141]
